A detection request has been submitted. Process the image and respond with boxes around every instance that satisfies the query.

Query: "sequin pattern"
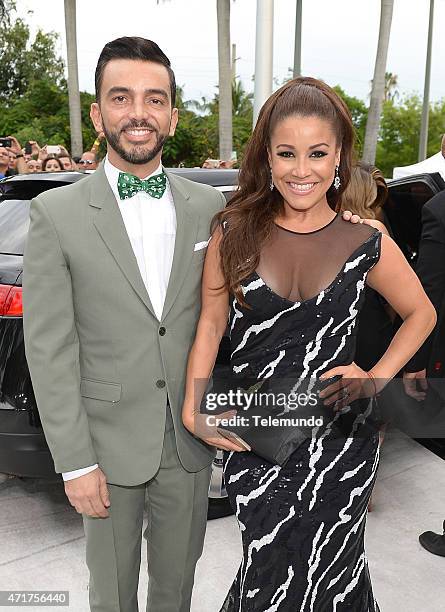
[220,230,382,612]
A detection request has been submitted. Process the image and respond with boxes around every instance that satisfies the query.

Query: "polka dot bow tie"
[117,171,167,200]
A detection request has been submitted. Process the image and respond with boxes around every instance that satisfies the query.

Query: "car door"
[386,172,445,376]
[385,172,445,264]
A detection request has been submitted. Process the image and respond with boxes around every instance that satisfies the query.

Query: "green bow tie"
[117,171,167,200]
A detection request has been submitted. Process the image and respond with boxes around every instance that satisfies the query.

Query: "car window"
[0,200,30,255]
[222,189,236,203]
[385,180,437,263]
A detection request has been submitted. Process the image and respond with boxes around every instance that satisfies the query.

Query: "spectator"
[27,159,42,173]
[42,157,64,172]
[0,148,9,178]
[78,151,98,170]
[59,155,76,171]
[8,151,18,174]
[0,136,27,175]
[401,187,445,557]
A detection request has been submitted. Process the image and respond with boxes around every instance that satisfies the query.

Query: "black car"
[0,168,237,519]
[1,169,445,516]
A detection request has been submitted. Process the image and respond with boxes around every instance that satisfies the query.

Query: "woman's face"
[268,114,341,213]
[45,159,61,172]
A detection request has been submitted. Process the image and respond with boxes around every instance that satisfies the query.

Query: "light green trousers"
[82,406,211,612]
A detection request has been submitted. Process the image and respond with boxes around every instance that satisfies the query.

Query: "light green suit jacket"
[23,164,225,486]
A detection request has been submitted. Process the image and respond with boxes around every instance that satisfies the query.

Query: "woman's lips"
[286,181,317,196]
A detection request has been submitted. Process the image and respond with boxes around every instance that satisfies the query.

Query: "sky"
[16,0,445,105]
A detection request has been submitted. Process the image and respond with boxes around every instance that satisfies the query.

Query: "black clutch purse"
[215,375,380,466]
[215,376,343,466]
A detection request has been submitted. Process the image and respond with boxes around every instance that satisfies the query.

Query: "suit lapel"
[89,164,156,317]
[161,171,199,320]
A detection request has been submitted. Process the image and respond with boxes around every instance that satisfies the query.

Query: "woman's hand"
[319,362,377,411]
[183,408,249,453]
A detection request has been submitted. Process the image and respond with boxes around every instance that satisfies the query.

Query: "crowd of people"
[0,135,101,179]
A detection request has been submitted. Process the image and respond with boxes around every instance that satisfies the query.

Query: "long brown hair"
[337,162,388,221]
[212,76,355,304]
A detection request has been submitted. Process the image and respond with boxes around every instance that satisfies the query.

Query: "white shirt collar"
[104,156,164,199]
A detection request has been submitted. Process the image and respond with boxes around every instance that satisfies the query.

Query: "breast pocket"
[80,378,122,403]
[191,247,208,267]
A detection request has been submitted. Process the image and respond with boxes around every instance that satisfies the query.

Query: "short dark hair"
[95,37,176,105]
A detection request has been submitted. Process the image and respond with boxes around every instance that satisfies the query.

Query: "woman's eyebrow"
[276,142,330,149]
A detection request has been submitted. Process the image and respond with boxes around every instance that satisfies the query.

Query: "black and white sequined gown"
[220,214,381,612]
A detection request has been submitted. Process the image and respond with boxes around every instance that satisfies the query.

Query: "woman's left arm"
[364,233,436,382]
[320,233,436,406]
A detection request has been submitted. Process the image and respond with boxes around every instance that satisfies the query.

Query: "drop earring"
[334,165,341,190]
[270,169,274,191]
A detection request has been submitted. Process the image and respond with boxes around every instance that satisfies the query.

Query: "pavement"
[0,429,444,611]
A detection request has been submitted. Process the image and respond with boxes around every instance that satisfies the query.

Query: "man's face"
[90,59,178,166]
[8,151,16,170]
[0,148,9,170]
[78,152,97,170]
[59,156,73,171]
[27,159,42,173]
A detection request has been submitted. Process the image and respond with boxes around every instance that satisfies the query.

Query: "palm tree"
[217,0,233,160]
[293,0,303,77]
[384,71,399,102]
[362,0,394,165]
[64,0,83,157]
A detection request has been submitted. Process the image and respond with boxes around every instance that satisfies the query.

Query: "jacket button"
[159,326,166,336]
[156,379,166,389]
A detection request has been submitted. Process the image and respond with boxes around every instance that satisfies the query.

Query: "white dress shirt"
[62,157,177,481]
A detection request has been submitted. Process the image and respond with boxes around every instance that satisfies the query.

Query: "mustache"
[120,120,158,133]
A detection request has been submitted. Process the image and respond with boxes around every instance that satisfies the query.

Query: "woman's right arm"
[182,226,246,452]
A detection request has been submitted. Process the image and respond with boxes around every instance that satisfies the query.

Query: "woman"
[182,77,435,611]
[42,156,64,172]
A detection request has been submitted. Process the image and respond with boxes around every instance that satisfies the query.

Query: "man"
[0,136,27,176]
[26,158,42,173]
[59,154,76,171]
[8,149,18,174]
[23,37,228,612]
[403,186,445,557]
[0,147,9,178]
[78,150,98,169]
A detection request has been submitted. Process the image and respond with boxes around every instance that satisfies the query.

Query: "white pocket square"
[194,238,211,252]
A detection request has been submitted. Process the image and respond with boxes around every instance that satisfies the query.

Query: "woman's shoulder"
[360,218,390,236]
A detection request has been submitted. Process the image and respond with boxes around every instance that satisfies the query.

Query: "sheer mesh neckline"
[254,215,378,304]
[274,213,338,235]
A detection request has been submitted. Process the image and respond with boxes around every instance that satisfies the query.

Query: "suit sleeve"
[405,201,445,372]
[23,196,98,473]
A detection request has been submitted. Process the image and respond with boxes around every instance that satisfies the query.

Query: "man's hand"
[6,135,21,155]
[28,141,40,156]
[64,467,110,518]
[403,369,428,401]
[342,210,363,224]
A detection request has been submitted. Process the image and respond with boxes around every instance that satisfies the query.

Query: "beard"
[102,119,169,165]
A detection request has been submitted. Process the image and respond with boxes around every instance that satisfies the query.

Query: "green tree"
[376,94,445,177]
[0,17,64,105]
[333,86,368,156]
